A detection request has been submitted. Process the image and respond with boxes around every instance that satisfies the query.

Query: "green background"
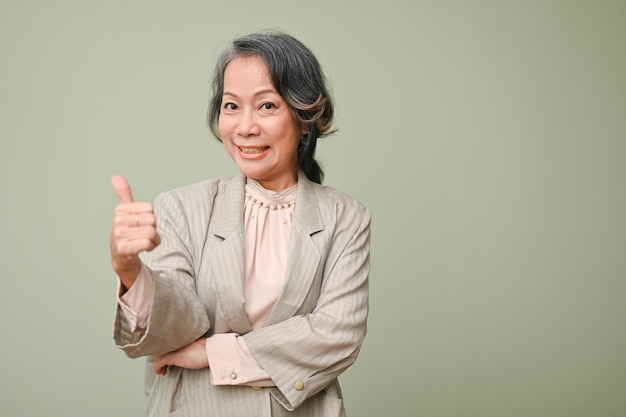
[1,1,625,416]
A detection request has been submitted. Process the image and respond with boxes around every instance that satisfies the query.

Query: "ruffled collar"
[245,179,297,206]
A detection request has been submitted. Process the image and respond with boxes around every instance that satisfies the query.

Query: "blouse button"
[230,372,238,380]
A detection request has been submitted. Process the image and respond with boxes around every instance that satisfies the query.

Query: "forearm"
[115,265,211,358]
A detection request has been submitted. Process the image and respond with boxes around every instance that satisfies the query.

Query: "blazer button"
[294,381,305,391]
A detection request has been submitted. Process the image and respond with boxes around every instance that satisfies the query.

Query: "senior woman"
[110,31,371,417]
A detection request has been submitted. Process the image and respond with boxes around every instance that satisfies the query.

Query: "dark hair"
[207,31,335,184]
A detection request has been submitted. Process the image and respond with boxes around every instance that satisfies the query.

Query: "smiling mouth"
[239,146,269,154]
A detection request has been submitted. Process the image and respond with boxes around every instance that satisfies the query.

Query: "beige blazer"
[114,171,371,417]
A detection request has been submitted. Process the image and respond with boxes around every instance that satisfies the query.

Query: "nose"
[236,109,261,137]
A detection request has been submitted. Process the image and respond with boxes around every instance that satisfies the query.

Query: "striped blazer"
[114,171,371,417]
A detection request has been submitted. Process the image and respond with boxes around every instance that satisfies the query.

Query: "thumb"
[111,175,135,204]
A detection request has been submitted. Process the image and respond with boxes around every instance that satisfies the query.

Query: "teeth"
[239,147,267,154]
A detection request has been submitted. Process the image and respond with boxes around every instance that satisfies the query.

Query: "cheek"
[217,118,225,136]
[218,116,231,138]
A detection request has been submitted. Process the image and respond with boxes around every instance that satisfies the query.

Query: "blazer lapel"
[265,173,325,326]
[209,172,326,331]
[209,173,252,334]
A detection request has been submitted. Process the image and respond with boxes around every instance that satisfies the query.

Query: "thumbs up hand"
[110,175,161,290]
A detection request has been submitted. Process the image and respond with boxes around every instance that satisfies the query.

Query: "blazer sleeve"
[243,206,371,411]
[113,190,211,358]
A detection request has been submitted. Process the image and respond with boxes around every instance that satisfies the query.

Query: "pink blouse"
[118,179,297,387]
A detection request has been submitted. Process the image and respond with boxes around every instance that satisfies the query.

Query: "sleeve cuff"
[205,334,273,387]
[205,333,243,385]
[117,263,153,332]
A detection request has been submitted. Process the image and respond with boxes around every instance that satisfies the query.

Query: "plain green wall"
[1,1,625,416]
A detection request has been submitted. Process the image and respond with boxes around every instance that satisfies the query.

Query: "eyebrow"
[223,89,280,98]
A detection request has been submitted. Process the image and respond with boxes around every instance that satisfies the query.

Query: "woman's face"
[219,55,304,191]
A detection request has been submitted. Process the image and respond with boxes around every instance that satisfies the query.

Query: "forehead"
[223,55,274,90]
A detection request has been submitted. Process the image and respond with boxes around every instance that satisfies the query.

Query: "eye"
[223,102,238,111]
[259,102,276,110]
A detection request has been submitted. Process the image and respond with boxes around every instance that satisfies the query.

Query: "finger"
[114,237,160,257]
[129,234,161,252]
[111,175,134,204]
[113,202,155,218]
[153,355,163,374]
[133,213,157,228]
[154,363,167,376]
[113,212,157,228]
[153,354,171,375]
[126,230,161,250]
[111,220,158,239]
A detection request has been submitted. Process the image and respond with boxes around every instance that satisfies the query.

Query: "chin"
[238,167,267,182]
